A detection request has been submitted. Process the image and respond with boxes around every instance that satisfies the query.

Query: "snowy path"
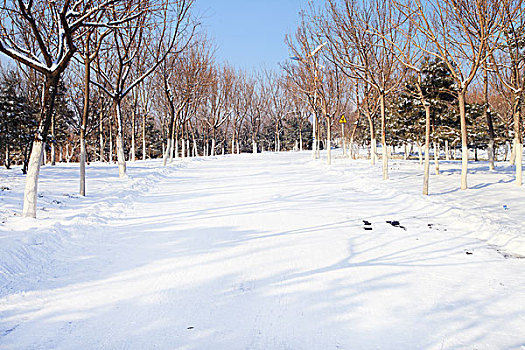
[1,152,525,349]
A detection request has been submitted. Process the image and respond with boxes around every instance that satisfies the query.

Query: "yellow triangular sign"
[339,115,347,124]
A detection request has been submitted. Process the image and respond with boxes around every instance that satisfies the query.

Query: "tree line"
[284,0,525,195]
[0,0,524,218]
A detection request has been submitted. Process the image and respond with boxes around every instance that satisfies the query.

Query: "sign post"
[339,115,347,156]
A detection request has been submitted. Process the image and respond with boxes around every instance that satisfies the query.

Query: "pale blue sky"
[193,0,307,72]
[0,1,307,71]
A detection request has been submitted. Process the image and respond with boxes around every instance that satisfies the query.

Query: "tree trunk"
[231,129,236,154]
[423,104,431,195]
[341,123,346,157]
[80,138,87,196]
[23,75,60,218]
[483,63,495,171]
[80,57,91,195]
[50,114,56,166]
[367,113,376,166]
[458,91,469,190]
[312,113,317,159]
[326,116,331,166]
[417,142,422,165]
[175,133,179,158]
[211,138,216,156]
[130,107,136,162]
[434,141,440,175]
[142,113,147,161]
[252,138,257,153]
[23,141,44,218]
[42,145,46,166]
[109,115,114,163]
[445,140,450,161]
[99,110,104,162]
[163,138,171,166]
[4,146,10,169]
[513,95,522,186]
[114,100,127,177]
[380,93,388,180]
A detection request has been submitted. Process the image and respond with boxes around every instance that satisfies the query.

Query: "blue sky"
[0,1,307,71]
[192,0,307,72]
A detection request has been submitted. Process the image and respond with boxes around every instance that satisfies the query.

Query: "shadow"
[1,153,524,349]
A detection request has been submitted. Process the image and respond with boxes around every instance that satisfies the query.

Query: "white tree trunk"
[382,143,388,180]
[51,143,56,165]
[99,112,104,162]
[193,139,198,157]
[371,138,377,166]
[5,147,9,168]
[80,138,86,196]
[510,138,516,165]
[115,106,127,178]
[516,140,523,186]
[130,110,136,162]
[434,141,440,175]
[169,138,175,162]
[163,138,171,166]
[142,114,147,161]
[181,138,186,159]
[252,139,257,154]
[327,119,331,166]
[237,140,240,154]
[23,140,44,218]
[175,138,179,158]
[458,92,469,190]
[445,140,450,161]
[488,139,495,171]
[116,134,126,178]
[187,140,190,157]
[109,124,114,163]
[211,139,216,156]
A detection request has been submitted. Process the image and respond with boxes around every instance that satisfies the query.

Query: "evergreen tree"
[0,70,37,169]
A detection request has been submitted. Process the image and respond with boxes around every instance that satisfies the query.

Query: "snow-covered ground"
[0,151,524,349]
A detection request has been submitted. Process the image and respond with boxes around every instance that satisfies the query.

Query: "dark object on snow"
[465,251,473,255]
[364,227,373,231]
[387,220,406,230]
[363,220,371,226]
[187,327,194,330]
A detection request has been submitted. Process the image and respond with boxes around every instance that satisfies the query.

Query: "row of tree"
[1,0,524,218]
[0,0,320,219]
[283,0,525,196]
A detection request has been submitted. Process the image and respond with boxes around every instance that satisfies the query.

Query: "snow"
[1,151,525,349]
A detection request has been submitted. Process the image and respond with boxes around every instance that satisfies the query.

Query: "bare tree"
[0,0,129,217]
[323,0,406,179]
[397,0,503,189]
[94,0,195,177]
[490,0,524,185]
